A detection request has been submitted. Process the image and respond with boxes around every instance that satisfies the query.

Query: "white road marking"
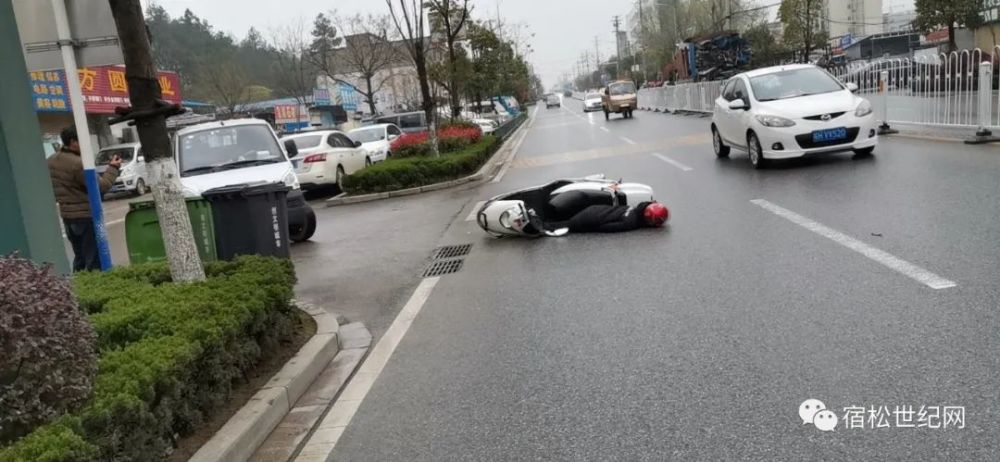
[653,153,693,172]
[599,126,610,133]
[295,277,441,459]
[750,199,957,290]
[621,137,637,145]
[492,120,531,184]
[465,201,485,221]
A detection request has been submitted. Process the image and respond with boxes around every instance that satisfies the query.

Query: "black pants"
[64,218,100,272]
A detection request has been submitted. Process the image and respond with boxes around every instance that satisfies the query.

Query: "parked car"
[348,123,402,162]
[545,94,561,108]
[472,118,499,135]
[97,142,147,196]
[602,80,638,120]
[711,64,878,169]
[373,111,428,133]
[280,130,371,190]
[175,119,316,242]
[583,92,603,112]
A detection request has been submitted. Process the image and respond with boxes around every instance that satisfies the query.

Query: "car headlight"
[855,99,873,117]
[755,114,796,127]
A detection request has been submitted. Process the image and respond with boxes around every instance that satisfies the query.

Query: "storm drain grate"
[423,258,464,277]
[433,244,472,260]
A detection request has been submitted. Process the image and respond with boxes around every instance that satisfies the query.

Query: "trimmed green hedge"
[342,137,501,194]
[0,256,298,462]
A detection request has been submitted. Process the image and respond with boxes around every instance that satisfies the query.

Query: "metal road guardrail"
[638,47,1000,139]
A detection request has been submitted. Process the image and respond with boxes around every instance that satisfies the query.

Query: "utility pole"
[594,36,602,82]
[107,0,205,282]
[612,15,622,78]
[638,0,646,82]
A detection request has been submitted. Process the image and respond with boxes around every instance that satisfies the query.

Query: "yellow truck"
[602,80,638,120]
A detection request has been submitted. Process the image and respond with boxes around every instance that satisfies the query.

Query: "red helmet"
[643,202,669,227]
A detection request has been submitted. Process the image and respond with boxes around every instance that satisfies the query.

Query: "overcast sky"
[146,0,915,89]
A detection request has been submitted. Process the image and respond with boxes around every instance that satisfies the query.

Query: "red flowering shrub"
[391,125,484,157]
[439,126,483,152]
[391,132,431,158]
[0,256,97,444]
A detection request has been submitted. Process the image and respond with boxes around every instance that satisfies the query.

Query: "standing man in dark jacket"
[47,126,121,271]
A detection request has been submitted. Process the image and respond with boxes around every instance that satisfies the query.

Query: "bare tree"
[386,0,439,156]
[198,58,251,118]
[270,20,315,126]
[309,13,401,116]
[427,0,471,118]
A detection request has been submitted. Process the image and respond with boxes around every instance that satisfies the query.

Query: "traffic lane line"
[297,277,440,458]
[600,126,610,132]
[620,136,637,145]
[653,153,693,172]
[512,133,710,169]
[750,199,957,290]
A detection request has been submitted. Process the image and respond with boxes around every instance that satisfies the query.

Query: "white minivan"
[175,119,317,242]
[98,142,148,196]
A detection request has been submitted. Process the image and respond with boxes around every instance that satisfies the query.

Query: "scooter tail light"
[303,153,327,163]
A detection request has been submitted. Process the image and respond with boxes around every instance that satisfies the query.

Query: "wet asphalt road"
[329,96,1000,460]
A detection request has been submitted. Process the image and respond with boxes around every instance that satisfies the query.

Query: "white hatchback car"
[281,130,369,190]
[347,123,402,162]
[711,64,878,169]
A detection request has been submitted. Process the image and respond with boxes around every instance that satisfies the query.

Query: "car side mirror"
[137,156,144,162]
[388,134,399,141]
[283,139,299,157]
[727,99,748,111]
[354,140,362,148]
[846,82,859,93]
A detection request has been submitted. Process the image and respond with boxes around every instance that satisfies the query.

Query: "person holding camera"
[47,126,121,271]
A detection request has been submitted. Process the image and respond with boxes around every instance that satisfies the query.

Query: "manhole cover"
[434,244,472,260]
[423,258,464,278]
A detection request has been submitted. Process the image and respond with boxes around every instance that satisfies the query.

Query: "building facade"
[826,0,884,38]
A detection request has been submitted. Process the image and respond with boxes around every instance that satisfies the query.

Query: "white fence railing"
[638,47,1000,136]
[638,80,724,114]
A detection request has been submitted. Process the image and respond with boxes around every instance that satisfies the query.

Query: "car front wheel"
[712,126,730,158]
[748,132,766,169]
[853,147,875,157]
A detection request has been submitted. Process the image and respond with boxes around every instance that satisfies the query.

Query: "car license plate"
[812,127,847,143]
[621,103,630,108]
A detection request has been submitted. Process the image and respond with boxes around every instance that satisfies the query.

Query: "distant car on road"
[281,130,370,190]
[545,94,561,109]
[97,142,147,196]
[563,90,573,97]
[583,92,603,112]
[602,80,637,120]
[711,64,878,169]
[348,123,402,162]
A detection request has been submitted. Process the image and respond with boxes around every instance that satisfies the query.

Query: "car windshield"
[348,128,385,143]
[586,93,600,99]
[609,82,636,95]
[97,147,134,164]
[178,125,285,176]
[750,67,844,102]
[285,135,323,150]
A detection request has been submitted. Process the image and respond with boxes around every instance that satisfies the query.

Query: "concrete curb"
[325,118,531,207]
[188,303,341,462]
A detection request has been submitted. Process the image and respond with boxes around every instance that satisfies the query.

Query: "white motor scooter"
[476,174,655,237]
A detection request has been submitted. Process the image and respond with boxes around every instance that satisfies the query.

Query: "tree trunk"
[364,75,378,115]
[414,46,439,156]
[108,0,205,282]
[948,23,957,53]
[448,44,461,119]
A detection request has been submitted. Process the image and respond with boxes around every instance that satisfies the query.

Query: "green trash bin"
[125,199,218,264]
